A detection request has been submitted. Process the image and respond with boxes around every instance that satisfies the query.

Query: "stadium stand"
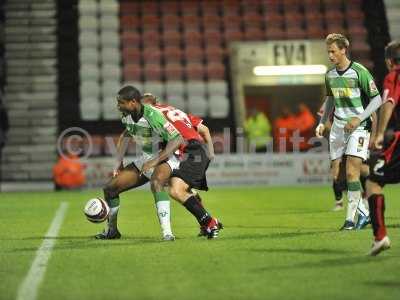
[2,0,58,181]
[0,0,390,181]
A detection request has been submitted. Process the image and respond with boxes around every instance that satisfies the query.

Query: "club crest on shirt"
[369,80,378,94]
[163,122,177,134]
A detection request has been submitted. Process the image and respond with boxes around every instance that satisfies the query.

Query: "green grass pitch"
[1,186,399,300]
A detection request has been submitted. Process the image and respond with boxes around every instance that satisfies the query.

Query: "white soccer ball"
[83,197,110,223]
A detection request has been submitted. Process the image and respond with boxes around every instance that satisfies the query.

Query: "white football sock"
[347,190,361,222]
[357,197,370,217]
[156,201,173,236]
[107,206,119,231]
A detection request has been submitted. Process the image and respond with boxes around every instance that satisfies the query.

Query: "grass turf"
[1,186,399,300]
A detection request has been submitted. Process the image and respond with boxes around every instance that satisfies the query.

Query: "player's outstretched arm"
[197,123,215,160]
[316,96,334,138]
[375,100,395,149]
[141,135,184,175]
[113,129,129,177]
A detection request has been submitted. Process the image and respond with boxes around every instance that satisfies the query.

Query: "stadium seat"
[99,0,118,16]
[101,47,120,64]
[205,45,224,63]
[186,80,207,98]
[120,2,138,15]
[203,28,223,47]
[140,1,159,14]
[143,81,165,98]
[187,95,208,117]
[185,62,205,80]
[79,15,98,30]
[80,48,99,64]
[206,63,226,80]
[80,98,101,120]
[181,1,199,16]
[207,80,228,96]
[80,81,100,99]
[80,64,99,81]
[162,29,181,47]
[182,15,200,30]
[161,15,181,31]
[165,80,186,99]
[166,94,186,111]
[183,29,203,48]
[100,15,119,30]
[242,12,264,29]
[244,27,265,41]
[184,46,204,63]
[100,31,119,47]
[160,1,180,15]
[101,64,121,81]
[123,63,142,81]
[120,15,140,29]
[122,47,141,63]
[164,46,183,63]
[121,30,141,47]
[78,0,98,16]
[142,30,161,48]
[201,15,221,30]
[164,62,184,80]
[144,63,163,81]
[265,27,286,40]
[100,77,121,98]
[286,27,306,39]
[142,46,162,65]
[142,14,160,31]
[200,1,221,15]
[208,95,230,118]
[223,29,244,42]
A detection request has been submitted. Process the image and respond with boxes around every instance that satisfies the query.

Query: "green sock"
[153,192,172,236]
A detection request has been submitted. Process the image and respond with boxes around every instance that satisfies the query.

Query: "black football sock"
[183,195,211,226]
[333,180,344,201]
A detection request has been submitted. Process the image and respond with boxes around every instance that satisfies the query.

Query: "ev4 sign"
[272,41,310,65]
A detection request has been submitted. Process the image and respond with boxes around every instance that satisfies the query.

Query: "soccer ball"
[83,197,110,223]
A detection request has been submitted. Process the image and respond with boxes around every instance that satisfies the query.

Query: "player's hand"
[315,123,325,138]
[140,160,156,176]
[112,162,124,178]
[373,133,384,150]
[344,117,361,133]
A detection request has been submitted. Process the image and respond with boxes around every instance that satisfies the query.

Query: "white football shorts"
[132,152,180,179]
[329,119,370,161]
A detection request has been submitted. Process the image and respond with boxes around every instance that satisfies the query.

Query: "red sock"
[368,194,387,241]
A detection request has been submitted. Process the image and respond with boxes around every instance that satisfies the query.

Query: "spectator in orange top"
[274,106,297,152]
[295,103,316,151]
[53,153,86,190]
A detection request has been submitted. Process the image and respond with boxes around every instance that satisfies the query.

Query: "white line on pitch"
[16,202,69,300]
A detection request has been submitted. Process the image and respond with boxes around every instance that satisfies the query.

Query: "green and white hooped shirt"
[325,61,380,129]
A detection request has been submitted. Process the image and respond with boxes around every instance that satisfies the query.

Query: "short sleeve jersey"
[325,61,379,125]
[121,104,180,154]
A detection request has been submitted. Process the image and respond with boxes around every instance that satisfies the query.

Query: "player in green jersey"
[96,86,184,241]
[316,33,383,230]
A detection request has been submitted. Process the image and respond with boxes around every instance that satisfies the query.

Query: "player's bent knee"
[150,177,165,193]
[103,183,119,200]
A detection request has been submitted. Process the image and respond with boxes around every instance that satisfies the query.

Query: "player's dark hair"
[117,85,142,102]
[385,41,400,64]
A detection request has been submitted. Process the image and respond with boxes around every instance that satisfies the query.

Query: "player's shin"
[346,181,361,222]
[106,197,120,230]
[153,191,173,236]
[183,195,212,226]
[368,194,387,241]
